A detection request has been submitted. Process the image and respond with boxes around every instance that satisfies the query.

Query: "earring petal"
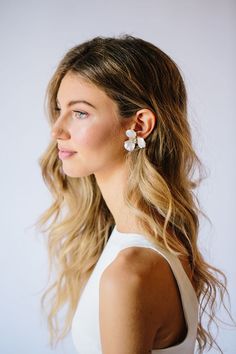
[124,140,136,151]
[137,137,146,148]
[126,129,136,138]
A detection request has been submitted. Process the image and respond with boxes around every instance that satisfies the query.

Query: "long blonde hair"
[35,34,234,353]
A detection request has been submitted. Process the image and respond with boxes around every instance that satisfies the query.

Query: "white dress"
[71,225,199,353]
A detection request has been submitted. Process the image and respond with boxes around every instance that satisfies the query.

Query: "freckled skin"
[51,72,129,178]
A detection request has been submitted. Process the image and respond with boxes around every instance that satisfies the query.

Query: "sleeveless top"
[71,225,199,353]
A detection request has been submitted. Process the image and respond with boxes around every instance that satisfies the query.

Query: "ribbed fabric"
[71,225,199,353]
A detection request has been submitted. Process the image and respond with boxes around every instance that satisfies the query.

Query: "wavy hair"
[35,35,234,353]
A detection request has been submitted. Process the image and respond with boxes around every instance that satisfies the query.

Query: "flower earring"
[124,129,146,152]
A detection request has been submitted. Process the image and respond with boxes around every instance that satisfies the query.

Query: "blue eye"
[72,110,88,120]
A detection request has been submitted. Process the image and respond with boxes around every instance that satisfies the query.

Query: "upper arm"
[99,250,157,354]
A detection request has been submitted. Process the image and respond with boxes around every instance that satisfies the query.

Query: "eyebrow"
[56,99,96,109]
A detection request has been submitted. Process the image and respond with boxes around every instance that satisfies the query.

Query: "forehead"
[57,72,115,108]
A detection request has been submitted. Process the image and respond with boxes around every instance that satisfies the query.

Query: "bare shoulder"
[99,246,177,354]
[105,246,174,279]
[100,246,173,296]
[100,246,175,296]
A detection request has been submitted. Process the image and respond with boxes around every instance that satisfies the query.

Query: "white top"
[71,225,199,353]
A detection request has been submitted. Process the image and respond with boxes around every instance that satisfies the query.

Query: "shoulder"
[100,246,173,287]
[99,246,176,353]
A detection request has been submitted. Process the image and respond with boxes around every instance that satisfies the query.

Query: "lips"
[58,148,77,160]
[58,147,76,153]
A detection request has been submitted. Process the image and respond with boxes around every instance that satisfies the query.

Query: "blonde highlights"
[35,35,234,353]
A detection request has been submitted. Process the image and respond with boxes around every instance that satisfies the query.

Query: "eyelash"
[55,108,88,120]
[72,110,88,120]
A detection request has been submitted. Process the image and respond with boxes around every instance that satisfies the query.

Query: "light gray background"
[0,0,235,353]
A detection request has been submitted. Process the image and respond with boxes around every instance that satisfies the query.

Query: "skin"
[51,71,156,233]
[51,72,195,353]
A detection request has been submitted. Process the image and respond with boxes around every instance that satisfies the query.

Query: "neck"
[94,163,140,233]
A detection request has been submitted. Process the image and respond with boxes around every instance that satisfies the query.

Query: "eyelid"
[72,110,88,119]
[54,107,89,120]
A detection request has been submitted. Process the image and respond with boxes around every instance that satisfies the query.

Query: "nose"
[51,117,70,140]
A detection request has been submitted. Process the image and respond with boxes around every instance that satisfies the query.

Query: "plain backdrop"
[0,0,235,353]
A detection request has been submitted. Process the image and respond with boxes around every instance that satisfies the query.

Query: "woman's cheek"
[73,126,105,148]
[75,131,89,146]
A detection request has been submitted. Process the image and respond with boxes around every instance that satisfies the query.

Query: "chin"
[62,167,92,178]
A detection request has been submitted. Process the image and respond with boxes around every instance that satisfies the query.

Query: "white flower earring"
[124,129,146,152]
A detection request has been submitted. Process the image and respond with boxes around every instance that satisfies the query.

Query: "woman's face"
[51,72,129,178]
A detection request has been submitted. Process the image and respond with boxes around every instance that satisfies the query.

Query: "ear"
[130,108,157,139]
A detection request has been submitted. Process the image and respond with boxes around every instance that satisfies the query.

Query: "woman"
[36,35,233,353]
